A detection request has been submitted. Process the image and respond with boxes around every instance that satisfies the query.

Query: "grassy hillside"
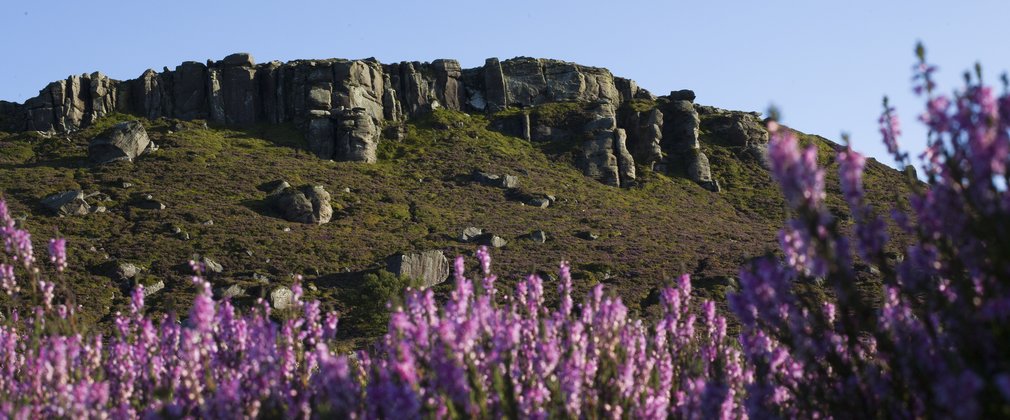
[0,108,913,340]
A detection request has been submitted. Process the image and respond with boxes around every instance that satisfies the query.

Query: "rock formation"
[0,53,771,191]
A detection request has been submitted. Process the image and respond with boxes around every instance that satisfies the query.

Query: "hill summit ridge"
[0,53,770,189]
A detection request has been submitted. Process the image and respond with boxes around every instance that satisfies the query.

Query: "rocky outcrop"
[659,97,700,154]
[0,53,772,191]
[697,105,769,166]
[88,120,152,164]
[386,250,450,289]
[1,53,628,131]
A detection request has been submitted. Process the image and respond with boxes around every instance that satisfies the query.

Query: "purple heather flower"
[0,264,16,295]
[879,104,903,160]
[767,123,825,210]
[47,238,67,273]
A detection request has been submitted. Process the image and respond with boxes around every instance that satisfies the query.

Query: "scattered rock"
[500,175,520,189]
[529,230,547,243]
[459,227,483,242]
[578,231,600,241]
[270,286,294,310]
[143,280,165,297]
[217,284,246,300]
[386,250,450,289]
[274,185,333,224]
[472,170,520,189]
[114,262,142,281]
[84,192,111,202]
[134,196,166,210]
[40,190,90,216]
[525,197,550,208]
[88,121,153,165]
[478,234,508,248]
[202,257,224,274]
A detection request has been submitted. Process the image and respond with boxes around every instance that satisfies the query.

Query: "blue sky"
[2,0,1008,168]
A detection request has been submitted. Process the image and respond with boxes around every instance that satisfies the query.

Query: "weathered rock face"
[579,101,635,187]
[274,185,333,224]
[215,53,258,126]
[172,62,208,120]
[497,58,621,108]
[0,53,766,191]
[697,106,768,147]
[659,99,700,153]
[386,250,450,289]
[0,101,24,132]
[336,108,378,163]
[482,58,508,112]
[620,107,664,169]
[88,120,152,164]
[697,105,769,166]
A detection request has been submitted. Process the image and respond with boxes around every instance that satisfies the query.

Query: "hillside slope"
[0,54,914,340]
[0,109,910,335]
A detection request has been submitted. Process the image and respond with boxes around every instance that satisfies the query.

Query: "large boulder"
[274,185,333,224]
[386,250,450,289]
[88,121,152,165]
[270,286,294,310]
[40,190,91,216]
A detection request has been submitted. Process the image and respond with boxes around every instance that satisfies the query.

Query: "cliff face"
[0,53,769,189]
